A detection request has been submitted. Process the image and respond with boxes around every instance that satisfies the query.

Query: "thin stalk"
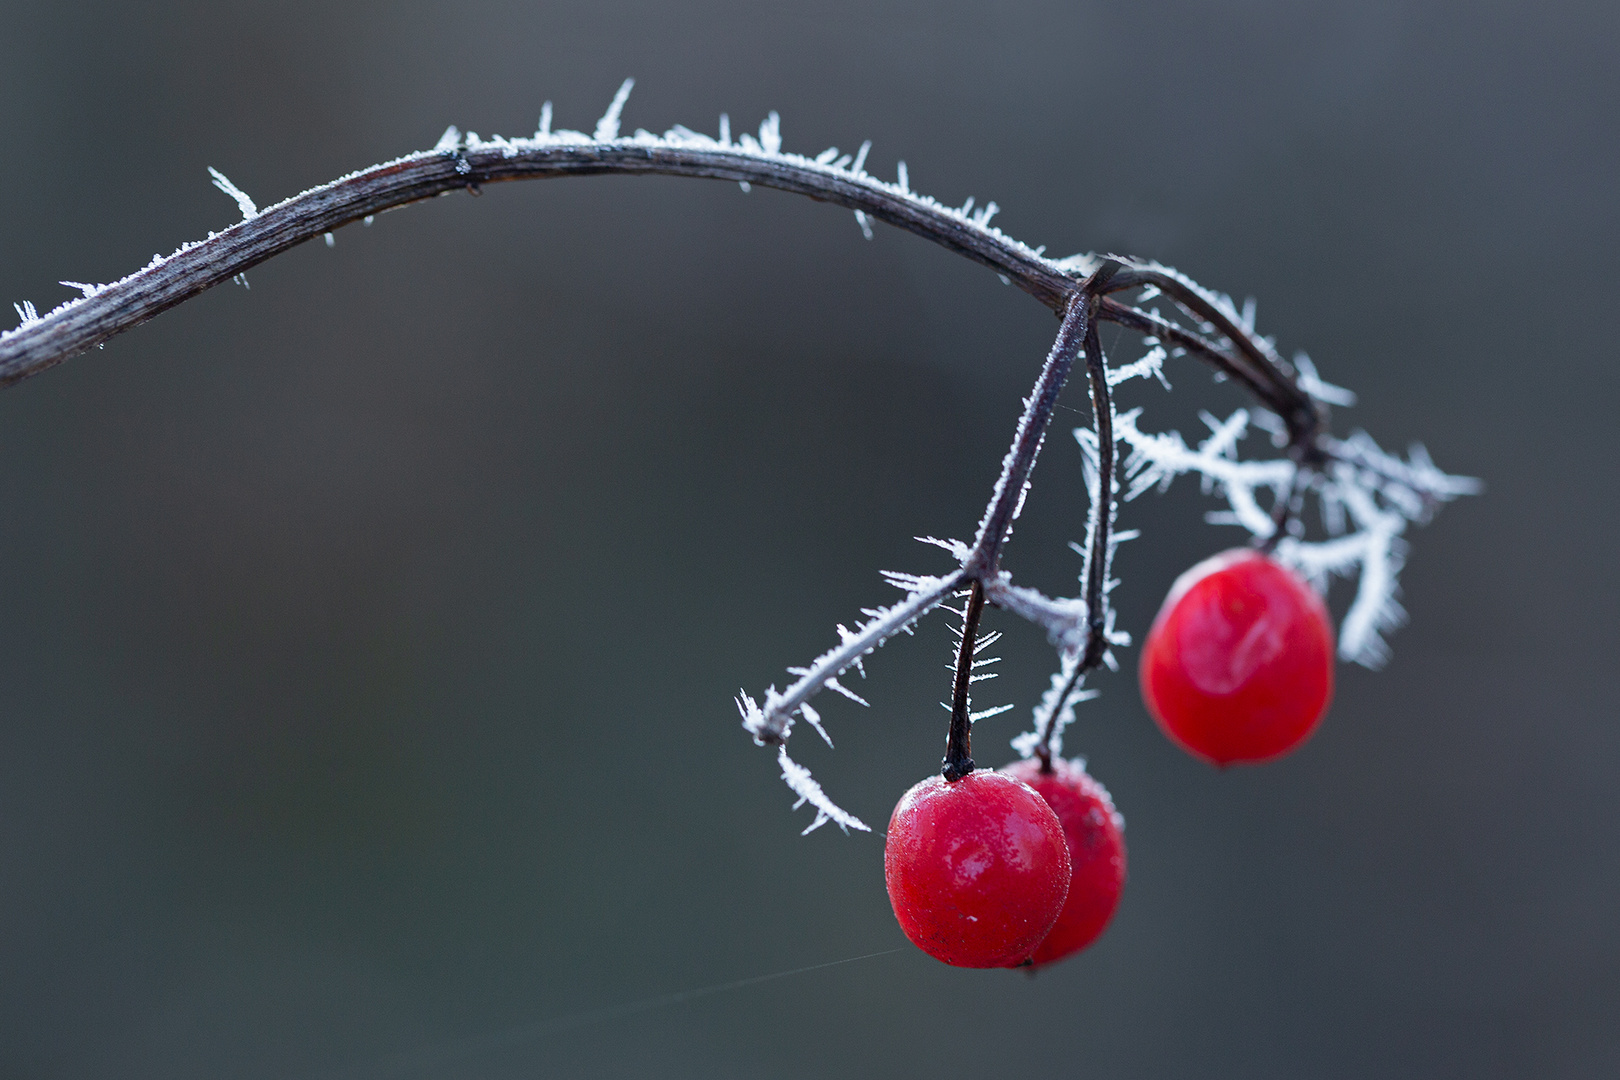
[942,580,988,782]
[1036,299,1116,769]
[1036,659,1087,774]
[966,267,1115,577]
[1079,308,1114,670]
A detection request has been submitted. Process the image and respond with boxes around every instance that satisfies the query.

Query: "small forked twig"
[747,276,1100,757]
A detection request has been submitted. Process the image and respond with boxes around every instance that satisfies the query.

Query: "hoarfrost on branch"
[0,81,1478,833]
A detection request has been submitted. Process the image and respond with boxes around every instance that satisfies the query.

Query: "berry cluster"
[884,549,1332,968]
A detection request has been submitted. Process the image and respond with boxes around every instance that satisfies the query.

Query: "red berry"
[884,770,1071,968]
[1139,549,1334,765]
[1001,757,1126,966]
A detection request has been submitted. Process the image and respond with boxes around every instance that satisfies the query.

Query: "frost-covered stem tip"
[1035,662,1086,774]
[942,579,988,782]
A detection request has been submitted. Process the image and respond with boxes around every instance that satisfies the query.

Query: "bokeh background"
[1,1,1615,1077]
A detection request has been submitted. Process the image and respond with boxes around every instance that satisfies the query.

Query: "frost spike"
[593,77,635,142]
[799,702,834,748]
[1293,351,1356,407]
[432,126,461,153]
[777,746,869,834]
[823,678,869,707]
[207,167,258,220]
[537,101,553,137]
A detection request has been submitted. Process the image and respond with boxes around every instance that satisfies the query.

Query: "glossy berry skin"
[884,770,1071,968]
[1001,757,1126,966]
[1140,549,1334,766]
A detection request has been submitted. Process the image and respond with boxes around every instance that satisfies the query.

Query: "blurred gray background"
[0,1,1614,1077]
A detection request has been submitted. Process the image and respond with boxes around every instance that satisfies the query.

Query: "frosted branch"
[1101,260,1318,436]
[983,578,1087,652]
[2,83,1478,835]
[5,92,1182,387]
[207,167,258,220]
[775,745,870,835]
[1117,408,1296,537]
[1115,406,1477,667]
[739,569,965,748]
[966,287,1097,573]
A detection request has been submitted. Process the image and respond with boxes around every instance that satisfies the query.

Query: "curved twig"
[1,129,1087,386]
[1077,305,1114,670]
[964,287,1097,576]
[1026,292,1117,768]
[1,114,1308,421]
[1103,266,1321,441]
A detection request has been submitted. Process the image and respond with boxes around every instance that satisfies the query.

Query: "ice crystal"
[593,78,635,142]
[207,167,258,220]
[776,745,870,835]
[1115,407,1477,667]
[1108,344,1171,390]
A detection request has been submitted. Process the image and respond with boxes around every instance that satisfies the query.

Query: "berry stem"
[950,272,1119,781]
[964,282,1099,577]
[1035,297,1116,769]
[1035,657,1088,773]
[942,579,988,782]
[1079,309,1114,671]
